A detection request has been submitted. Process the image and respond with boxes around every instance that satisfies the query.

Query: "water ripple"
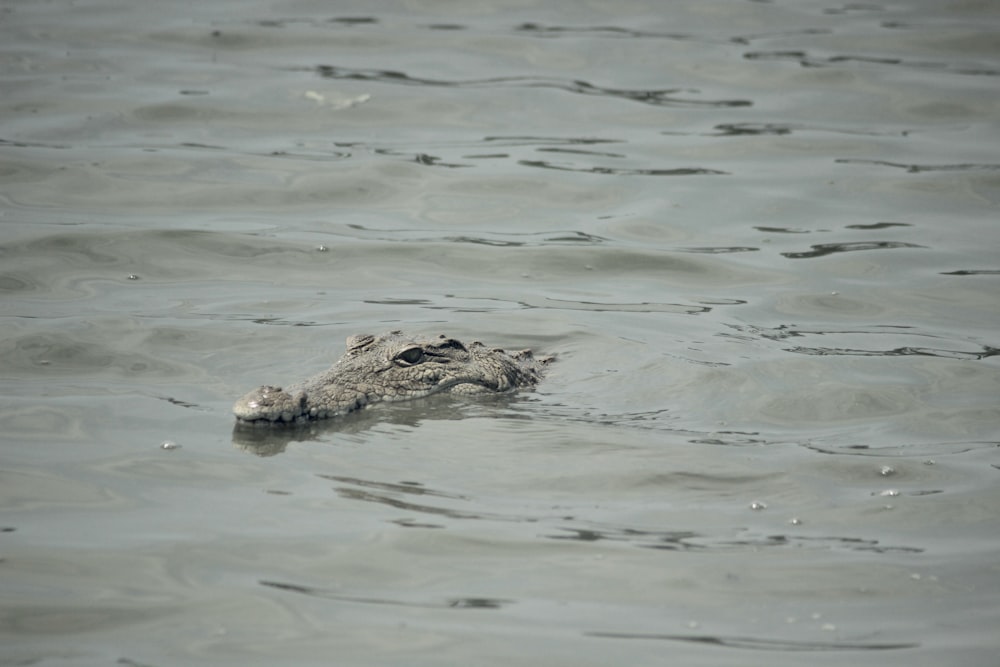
[548,525,923,554]
[695,122,908,137]
[518,22,831,48]
[780,241,925,259]
[260,580,511,610]
[941,269,1000,276]
[314,65,752,108]
[722,323,997,360]
[786,344,998,360]
[338,225,609,246]
[586,631,918,651]
[804,439,997,457]
[514,21,706,43]
[835,159,1000,173]
[518,159,727,176]
[335,135,721,175]
[744,50,999,76]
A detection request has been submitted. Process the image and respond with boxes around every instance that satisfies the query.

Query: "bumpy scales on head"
[233,331,551,425]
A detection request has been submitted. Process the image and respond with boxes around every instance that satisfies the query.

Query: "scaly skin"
[233,331,550,425]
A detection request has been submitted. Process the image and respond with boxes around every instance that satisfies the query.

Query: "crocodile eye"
[434,338,467,352]
[395,346,424,365]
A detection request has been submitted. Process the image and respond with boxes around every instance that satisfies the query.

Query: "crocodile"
[233,331,551,425]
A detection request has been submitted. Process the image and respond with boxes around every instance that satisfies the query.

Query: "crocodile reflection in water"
[233,331,551,426]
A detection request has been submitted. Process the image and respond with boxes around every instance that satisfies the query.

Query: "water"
[2,0,999,665]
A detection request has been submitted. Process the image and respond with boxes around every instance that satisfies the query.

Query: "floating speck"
[127,274,140,280]
[821,623,837,631]
[160,440,180,450]
[788,517,802,525]
[749,501,767,510]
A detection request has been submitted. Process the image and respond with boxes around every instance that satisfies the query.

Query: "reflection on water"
[232,391,541,455]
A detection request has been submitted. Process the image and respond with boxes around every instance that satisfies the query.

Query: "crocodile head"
[233,331,549,425]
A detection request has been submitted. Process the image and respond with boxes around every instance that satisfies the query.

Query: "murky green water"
[2,1,998,665]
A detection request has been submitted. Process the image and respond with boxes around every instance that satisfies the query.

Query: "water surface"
[2,1,999,665]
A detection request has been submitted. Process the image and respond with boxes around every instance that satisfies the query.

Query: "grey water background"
[2,0,999,664]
